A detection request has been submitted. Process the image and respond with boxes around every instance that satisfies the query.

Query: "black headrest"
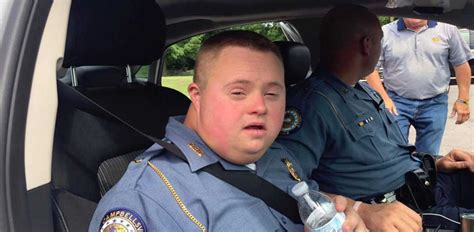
[60,66,127,87]
[63,0,166,67]
[274,41,311,86]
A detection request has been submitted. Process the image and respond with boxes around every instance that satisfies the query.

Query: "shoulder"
[434,22,459,36]
[90,188,180,232]
[382,21,398,34]
[286,76,339,118]
[287,76,334,103]
[110,144,167,190]
[90,148,189,231]
[436,21,457,30]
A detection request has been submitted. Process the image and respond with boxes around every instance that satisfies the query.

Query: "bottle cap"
[291,181,309,197]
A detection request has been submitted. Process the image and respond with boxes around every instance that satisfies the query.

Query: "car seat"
[50,0,191,231]
[274,41,311,87]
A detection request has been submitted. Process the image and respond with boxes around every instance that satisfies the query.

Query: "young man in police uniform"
[89,31,366,231]
[278,5,474,232]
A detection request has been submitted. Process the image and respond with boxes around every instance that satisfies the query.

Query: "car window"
[0,0,14,46]
[135,65,149,81]
[161,22,288,97]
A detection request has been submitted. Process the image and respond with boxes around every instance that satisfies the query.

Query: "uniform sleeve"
[447,24,473,66]
[277,93,332,179]
[89,189,183,232]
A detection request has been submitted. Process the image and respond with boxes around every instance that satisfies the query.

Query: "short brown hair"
[194,30,282,87]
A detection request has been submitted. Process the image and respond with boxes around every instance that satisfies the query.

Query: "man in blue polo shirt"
[278,5,474,232]
[366,18,472,156]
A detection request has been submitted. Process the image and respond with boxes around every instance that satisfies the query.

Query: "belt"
[358,187,403,205]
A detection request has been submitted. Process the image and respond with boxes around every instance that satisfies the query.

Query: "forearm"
[366,71,390,101]
[454,62,471,100]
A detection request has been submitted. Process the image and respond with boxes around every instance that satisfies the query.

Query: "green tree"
[378,16,394,26]
[164,22,285,74]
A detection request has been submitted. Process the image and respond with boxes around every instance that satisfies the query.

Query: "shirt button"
[281,217,287,224]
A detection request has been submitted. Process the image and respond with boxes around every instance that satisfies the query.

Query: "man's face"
[190,46,285,165]
[403,18,428,29]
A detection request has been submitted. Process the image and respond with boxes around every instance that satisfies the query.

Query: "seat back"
[274,41,311,87]
[51,0,172,230]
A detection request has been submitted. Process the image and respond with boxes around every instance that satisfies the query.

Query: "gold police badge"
[280,107,302,136]
[100,208,146,232]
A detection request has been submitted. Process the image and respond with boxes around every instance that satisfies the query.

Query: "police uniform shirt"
[89,116,313,232]
[377,20,473,99]
[277,68,420,200]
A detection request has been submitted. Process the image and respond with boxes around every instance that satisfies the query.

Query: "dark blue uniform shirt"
[278,69,420,199]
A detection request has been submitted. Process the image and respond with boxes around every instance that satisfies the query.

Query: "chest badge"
[188,143,204,157]
[432,37,441,43]
[280,107,302,136]
[282,158,302,182]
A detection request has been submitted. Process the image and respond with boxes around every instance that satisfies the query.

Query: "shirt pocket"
[345,113,386,164]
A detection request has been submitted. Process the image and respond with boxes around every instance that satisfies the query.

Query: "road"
[408,86,474,155]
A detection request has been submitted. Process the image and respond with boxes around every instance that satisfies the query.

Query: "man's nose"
[250,94,267,115]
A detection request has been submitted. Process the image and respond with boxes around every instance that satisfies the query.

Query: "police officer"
[277,5,474,232]
[89,31,366,232]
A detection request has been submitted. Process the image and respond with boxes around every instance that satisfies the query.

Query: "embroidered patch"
[280,107,302,136]
[100,208,146,232]
[432,37,441,43]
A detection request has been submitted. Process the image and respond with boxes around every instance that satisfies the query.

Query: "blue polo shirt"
[377,20,472,99]
[90,116,313,232]
[277,69,420,200]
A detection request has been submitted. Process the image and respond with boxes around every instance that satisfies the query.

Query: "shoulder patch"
[100,208,146,232]
[280,107,302,136]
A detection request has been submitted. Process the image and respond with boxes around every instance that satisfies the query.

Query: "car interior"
[1,0,474,231]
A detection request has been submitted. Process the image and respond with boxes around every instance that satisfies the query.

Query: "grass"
[162,76,193,97]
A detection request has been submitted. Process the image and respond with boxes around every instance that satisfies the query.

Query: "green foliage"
[165,34,204,71]
[164,22,285,75]
[232,23,286,41]
[378,16,394,26]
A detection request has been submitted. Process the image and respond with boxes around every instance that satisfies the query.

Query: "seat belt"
[57,80,302,224]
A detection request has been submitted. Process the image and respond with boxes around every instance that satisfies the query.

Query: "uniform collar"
[164,116,251,172]
[397,19,437,31]
[314,67,371,102]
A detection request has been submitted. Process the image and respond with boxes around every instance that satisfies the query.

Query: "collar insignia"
[188,143,204,157]
[280,107,302,136]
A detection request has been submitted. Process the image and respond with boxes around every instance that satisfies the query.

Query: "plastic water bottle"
[291,181,345,232]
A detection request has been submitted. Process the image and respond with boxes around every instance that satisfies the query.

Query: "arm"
[451,62,471,124]
[89,190,182,232]
[437,148,474,172]
[366,70,398,115]
[325,192,422,232]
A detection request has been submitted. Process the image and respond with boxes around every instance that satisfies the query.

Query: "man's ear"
[188,82,201,113]
[361,36,371,56]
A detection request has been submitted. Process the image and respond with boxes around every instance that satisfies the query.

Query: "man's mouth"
[243,123,267,136]
[244,125,265,130]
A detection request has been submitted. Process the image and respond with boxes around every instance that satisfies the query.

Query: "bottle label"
[310,212,345,232]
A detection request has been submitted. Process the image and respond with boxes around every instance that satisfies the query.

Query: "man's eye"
[231,91,245,96]
[265,92,279,97]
